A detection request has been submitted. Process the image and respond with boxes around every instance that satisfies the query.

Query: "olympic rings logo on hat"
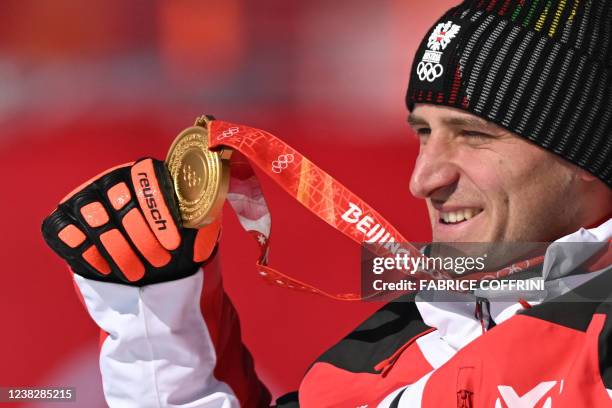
[417,61,444,82]
[272,154,294,173]
[416,21,460,83]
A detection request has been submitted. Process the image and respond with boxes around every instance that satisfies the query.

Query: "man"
[43,0,612,406]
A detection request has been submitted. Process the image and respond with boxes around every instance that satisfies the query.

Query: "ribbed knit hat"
[406,0,612,187]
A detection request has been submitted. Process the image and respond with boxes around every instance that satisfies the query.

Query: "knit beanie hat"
[406,0,612,187]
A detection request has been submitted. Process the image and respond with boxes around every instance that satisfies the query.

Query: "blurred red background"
[0,1,457,406]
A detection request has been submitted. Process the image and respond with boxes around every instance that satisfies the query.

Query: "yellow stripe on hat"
[548,0,567,37]
[535,1,552,32]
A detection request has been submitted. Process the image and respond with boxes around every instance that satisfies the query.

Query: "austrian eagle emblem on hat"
[427,21,461,51]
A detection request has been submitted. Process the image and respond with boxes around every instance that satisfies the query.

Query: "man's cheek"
[462,159,506,198]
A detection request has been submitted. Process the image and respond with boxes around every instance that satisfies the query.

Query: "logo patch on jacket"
[417,21,461,84]
[495,380,559,408]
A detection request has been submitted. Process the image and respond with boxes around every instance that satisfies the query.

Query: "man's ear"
[577,167,599,182]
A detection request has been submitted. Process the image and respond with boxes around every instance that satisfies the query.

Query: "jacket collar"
[415,218,612,351]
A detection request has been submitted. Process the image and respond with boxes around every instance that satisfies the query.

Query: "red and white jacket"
[72,219,612,407]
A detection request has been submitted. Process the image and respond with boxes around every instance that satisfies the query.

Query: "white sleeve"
[73,269,239,408]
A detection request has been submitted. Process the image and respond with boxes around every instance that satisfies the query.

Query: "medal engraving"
[166,117,231,228]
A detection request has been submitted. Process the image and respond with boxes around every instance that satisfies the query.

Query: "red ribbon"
[207,120,605,301]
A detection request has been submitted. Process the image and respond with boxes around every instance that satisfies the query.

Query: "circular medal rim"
[165,125,230,228]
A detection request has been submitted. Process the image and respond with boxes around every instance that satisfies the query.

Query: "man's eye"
[415,128,431,145]
[461,130,492,139]
[415,128,431,136]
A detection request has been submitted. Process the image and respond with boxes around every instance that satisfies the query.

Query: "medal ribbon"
[207,120,590,301]
[210,120,432,300]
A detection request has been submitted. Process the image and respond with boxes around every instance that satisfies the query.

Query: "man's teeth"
[440,209,481,224]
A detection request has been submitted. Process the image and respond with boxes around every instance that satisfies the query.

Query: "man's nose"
[409,137,460,199]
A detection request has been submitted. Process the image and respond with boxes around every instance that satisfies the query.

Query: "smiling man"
[42,0,612,407]
[407,105,611,243]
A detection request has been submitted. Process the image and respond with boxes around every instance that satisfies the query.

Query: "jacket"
[72,219,612,407]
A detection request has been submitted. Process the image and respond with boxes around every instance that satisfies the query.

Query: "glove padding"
[42,158,220,286]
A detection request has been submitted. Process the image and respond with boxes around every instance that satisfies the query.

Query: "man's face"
[408,104,583,243]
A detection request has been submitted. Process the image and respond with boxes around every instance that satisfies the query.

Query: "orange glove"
[42,158,221,286]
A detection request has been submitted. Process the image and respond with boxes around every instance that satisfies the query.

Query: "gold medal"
[165,115,232,228]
